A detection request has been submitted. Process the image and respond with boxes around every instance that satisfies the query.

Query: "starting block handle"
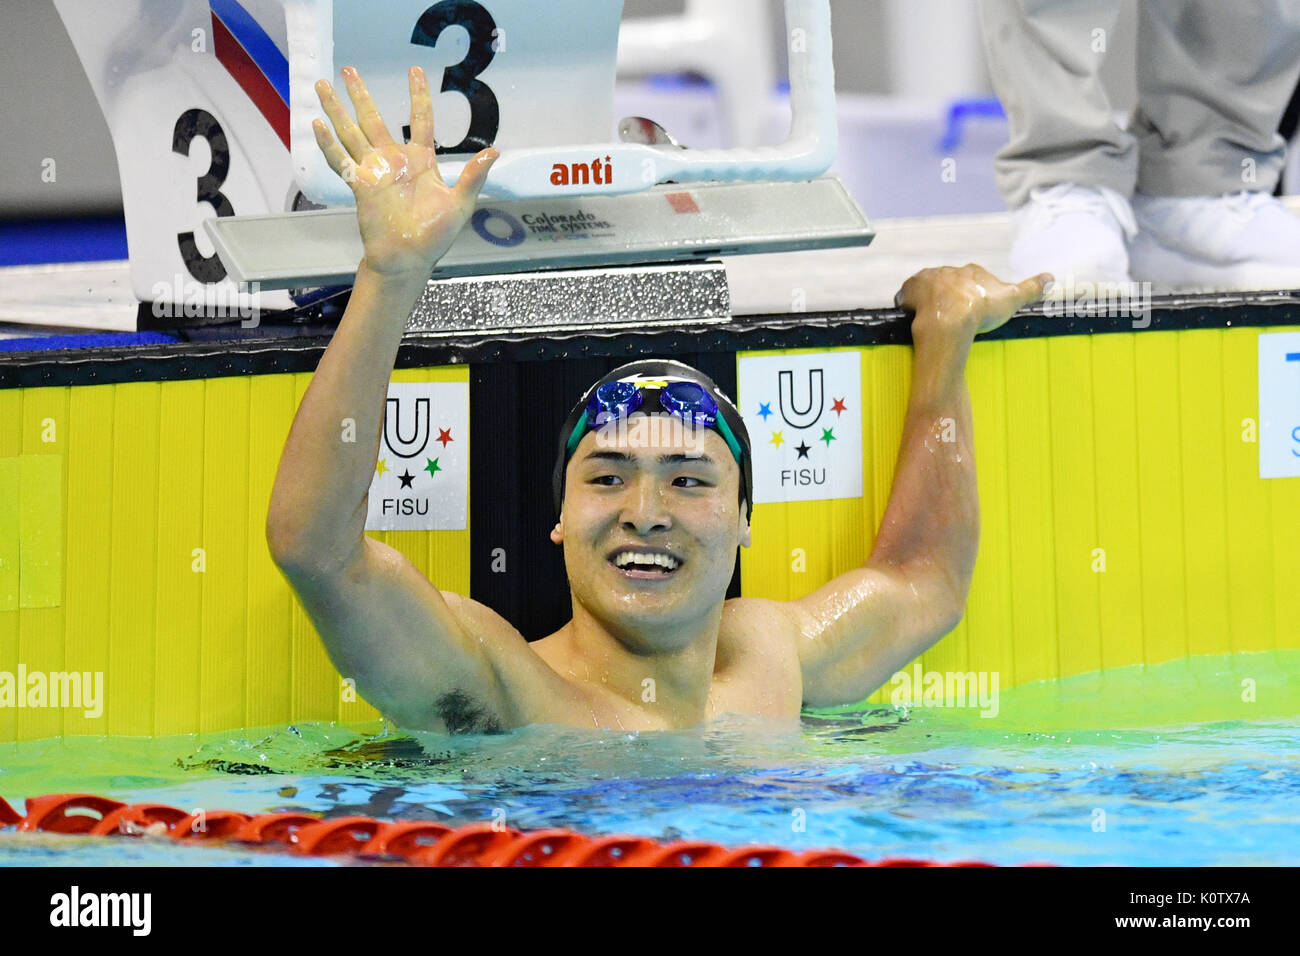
[293,0,837,203]
[471,0,837,200]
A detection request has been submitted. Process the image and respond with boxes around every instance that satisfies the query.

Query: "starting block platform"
[49,0,861,327]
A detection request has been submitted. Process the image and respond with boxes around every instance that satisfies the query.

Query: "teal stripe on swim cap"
[564,409,591,460]
[712,412,744,465]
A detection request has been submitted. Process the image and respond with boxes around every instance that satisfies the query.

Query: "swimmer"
[266,66,1052,733]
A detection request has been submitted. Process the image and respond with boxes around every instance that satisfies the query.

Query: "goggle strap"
[564,409,590,460]
[713,414,744,464]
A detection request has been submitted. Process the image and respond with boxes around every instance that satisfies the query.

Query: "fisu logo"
[777,368,825,429]
[384,396,431,459]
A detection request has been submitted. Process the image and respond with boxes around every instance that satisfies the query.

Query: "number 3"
[172,108,235,283]
[410,0,501,154]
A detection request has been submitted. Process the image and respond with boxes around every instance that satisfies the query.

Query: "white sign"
[367,382,469,530]
[55,0,296,311]
[1259,331,1300,479]
[288,0,625,206]
[738,351,863,504]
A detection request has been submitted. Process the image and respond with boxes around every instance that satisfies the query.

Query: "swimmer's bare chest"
[445,596,804,731]
[704,598,805,723]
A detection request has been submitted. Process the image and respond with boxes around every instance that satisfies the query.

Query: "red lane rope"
[1,792,1037,867]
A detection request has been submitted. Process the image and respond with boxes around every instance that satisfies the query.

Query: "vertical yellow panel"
[856,346,880,559]
[18,388,68,740]
[1178,331,1230,657]
[0,458,17,612]
[199,377,251,733]
[1091,335,1144,670]
[0,393,18,741]
[1003,338,1057,685]
[245,374,296,728]
[743,500,786,600]
[1271,473,1300,650]
[1047,336,1101,678]
[106,383,161,736]
[1222,328,1275,653]
[291,598,338,722]
[153,379,205,736]
[833,498,870,577]
[63,385,115,737]
[20,455,65,609]
[0,390,19,458]
[965,340,1016,692]
[1133,333,1189,664]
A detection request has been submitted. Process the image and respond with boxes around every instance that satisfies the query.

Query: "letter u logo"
[777,369,824,429]
[384,397,431,459]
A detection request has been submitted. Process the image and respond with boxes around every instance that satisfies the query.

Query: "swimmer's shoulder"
[438,590,524,644]
[719,596,804,665]
[436,592,597,725]
[721,596,805,638]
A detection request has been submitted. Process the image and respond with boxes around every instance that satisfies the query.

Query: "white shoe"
[1009,183,1136,285]
[1130,191,1300,292]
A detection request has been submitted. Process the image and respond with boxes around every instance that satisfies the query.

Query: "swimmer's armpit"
[434,690,506,735]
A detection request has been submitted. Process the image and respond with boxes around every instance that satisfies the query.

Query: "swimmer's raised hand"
[894,264,1052,339]
[313,65,498,278]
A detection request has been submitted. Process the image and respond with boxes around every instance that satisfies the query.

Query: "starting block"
[206,178,871,286]
[54,0,873,328]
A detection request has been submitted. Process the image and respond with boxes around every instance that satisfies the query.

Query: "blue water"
[2,652,1298,866]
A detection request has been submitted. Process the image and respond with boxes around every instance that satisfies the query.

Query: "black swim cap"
[552,360,753,523]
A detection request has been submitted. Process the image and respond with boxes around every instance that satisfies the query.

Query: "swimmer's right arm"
[265,67,565,730]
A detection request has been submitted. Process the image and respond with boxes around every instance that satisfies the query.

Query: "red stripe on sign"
[211,12,290,150]
[666,192,700,214]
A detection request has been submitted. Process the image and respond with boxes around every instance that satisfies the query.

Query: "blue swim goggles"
[553,361,754,522]
[563,379,745,465]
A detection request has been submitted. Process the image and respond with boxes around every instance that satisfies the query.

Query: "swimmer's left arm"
[789,265,1049,706]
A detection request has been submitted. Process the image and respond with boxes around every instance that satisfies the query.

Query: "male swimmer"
[265,66,1052,733]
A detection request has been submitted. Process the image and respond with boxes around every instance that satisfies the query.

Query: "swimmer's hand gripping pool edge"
[791,265,1053,706]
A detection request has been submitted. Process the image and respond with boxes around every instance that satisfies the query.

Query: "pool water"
[2,651,1298,866]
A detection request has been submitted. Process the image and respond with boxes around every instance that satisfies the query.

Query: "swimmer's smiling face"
[551,412,751,648]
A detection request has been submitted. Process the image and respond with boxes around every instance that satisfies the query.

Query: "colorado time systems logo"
[738,352,864,505]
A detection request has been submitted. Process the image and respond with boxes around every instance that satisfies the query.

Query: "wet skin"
[527,418,803,730]
[266,66,1050,734]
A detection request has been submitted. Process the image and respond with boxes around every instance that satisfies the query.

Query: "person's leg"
[1129,0,1300,289]
[980,0,1135,208]
[1274,77,1300,195]
[1133,0,1300,196]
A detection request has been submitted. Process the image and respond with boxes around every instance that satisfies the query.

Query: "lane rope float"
[0,793,1045,867]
